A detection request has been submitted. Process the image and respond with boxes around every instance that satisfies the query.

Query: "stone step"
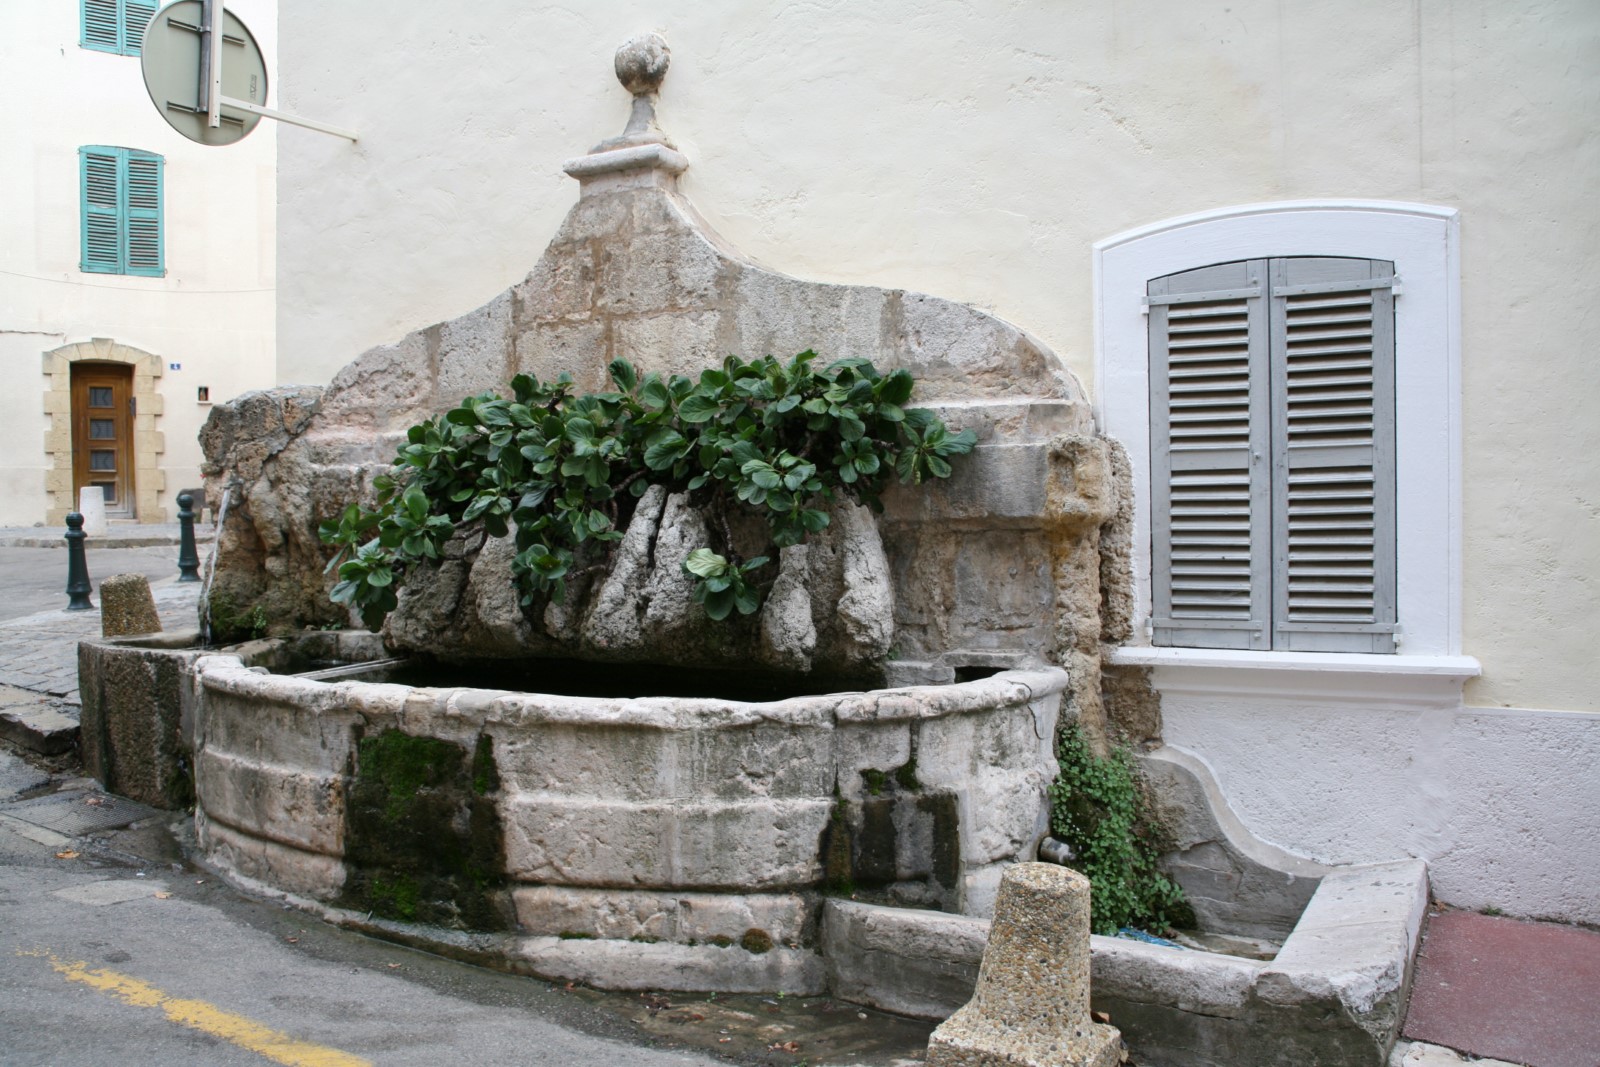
[0,693,78,756]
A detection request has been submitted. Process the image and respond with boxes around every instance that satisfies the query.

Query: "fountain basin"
[188,640,1065,993]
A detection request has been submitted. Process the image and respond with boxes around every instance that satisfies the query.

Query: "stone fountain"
[77,36,1430,1066]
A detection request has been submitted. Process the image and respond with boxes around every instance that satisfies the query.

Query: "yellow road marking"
[18,949,371,1067]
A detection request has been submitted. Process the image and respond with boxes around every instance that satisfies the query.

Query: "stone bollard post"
[65,512,94,611]
[926,863,1121,1067]
[175,491,201,582]
[100,574,162,637]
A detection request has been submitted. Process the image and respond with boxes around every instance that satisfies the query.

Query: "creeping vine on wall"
[319,351,976,630]
[1049,722,1190,935]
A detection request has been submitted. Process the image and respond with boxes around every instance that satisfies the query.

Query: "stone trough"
[826,745,1430,1067]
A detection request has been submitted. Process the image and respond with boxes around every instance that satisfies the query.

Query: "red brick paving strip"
[1403,909,1600,1067]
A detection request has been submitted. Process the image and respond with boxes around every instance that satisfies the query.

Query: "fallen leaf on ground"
[768,1041,801,1053]
[54,850,79,860]
[153,891,171,899]
[1092,1010,1112,1024]
[285,936,299,943]
[84,796,106,807]
[386,963,401,969]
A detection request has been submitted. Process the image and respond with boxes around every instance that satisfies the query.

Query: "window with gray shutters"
[1148,256,1397,653]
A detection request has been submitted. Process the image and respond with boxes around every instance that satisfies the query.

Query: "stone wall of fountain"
[197,43,1128,733]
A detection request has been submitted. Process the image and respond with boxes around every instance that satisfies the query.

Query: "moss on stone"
[340,728,508,930]
[471,733,500,796]
[739,928,774,955]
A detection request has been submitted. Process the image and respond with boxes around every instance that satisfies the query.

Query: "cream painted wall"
[0,0,277,526]
[273,1,1599,712]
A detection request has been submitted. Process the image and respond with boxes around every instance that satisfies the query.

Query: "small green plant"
[319,352,976,631]
[1048,723,1188,936]
[205,594,270,644]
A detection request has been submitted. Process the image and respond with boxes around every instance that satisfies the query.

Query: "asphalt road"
[0,753,933,1067]
[0,546,186,622]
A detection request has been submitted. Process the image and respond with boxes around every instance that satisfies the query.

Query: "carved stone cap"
[567,32,686,191]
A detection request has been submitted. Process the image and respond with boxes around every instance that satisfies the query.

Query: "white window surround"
[1095,200,1475,675]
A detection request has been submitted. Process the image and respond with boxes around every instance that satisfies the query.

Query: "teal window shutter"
[81,0,157,55]
[124,150,165,276]
[123,0,157,55]
[1149,256,1396,652]
[80,146,165,277]
[82,0,120,53]
[80,147,124,273]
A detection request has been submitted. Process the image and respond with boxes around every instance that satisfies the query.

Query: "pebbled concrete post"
[927,862,1121,1067]
[100,574,162,638]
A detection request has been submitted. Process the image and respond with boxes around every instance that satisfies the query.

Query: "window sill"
[1108,646,1480,706]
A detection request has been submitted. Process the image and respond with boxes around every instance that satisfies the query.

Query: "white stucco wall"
[274,0,1597,716]
[0,0,277,525]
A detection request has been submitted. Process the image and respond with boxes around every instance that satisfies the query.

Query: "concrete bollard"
[78,486,108,537]
[926,863,1122,1067]
[100,574,162,637]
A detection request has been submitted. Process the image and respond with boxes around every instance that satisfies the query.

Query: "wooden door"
[71,363,135,518]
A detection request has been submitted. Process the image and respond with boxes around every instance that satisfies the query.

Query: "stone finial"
[926,863,1122,1067]
[566,33,689,192]
[615,33,670,96]
[100,573,162,638]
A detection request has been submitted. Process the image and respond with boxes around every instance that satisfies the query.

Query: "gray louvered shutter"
[1148,260,1272,649]
[1269,258,1396,652]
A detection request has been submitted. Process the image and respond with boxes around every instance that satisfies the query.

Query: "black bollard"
[65,511,94,610]
[176,491,201,582]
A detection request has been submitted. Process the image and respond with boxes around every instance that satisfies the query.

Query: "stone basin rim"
[194,655,1070,729]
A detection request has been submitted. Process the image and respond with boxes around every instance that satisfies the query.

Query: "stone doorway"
[42,339,165,525]
[71,362,136,518]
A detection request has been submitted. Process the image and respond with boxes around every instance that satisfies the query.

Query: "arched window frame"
[1095,201,1466,666]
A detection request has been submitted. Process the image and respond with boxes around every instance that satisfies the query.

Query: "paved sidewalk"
[0,522,212,549]
[0,578,201,708]
[1403,908,1600,1067]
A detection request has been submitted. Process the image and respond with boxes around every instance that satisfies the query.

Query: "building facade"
[270,2,1599,923]
[0,0,276,526]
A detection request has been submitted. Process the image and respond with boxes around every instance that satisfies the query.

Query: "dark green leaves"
[316,350,975,629]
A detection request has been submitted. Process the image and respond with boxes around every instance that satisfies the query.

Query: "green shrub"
[1048,723,1189,935]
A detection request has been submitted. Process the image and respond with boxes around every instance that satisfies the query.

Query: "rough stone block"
[196,748,344,855]
[77,638,200,807]
[99,574,161,638]
[512,886,814,947]
[928,863,1121,1066]
[516,246,595,322]
[612,310,723,379]
[515,936,826,995]
[435,291,511,404]
[595,230,724,314]
[197,810,347,901]
[823,899,986,1019]
[513,320,608,392]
